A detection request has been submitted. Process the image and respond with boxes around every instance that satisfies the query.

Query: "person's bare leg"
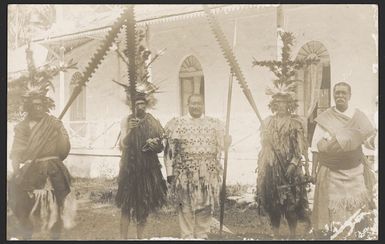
[136,221,146,239]
[50,218,63,240]
[194,205,212,239]
[178,204,194,239]
[286,210,298,239]
[288,227,296,239]
[120,211,130,239]
[269,211,281,239]
[272,226,280,239]
[304,215,312,235]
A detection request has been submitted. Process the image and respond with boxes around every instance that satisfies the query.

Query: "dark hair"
[22,96,54,113]
[333,82,351,94]
[187,94,203,104]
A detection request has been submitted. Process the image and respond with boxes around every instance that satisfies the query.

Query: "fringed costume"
[8,42,76,239]
[115,113,167,223]
[256,114,309,229]
[311,107,375,236]
[8,114,74,238]
[112,27,167,238]
[164,115,224,239]
[252,32,316,236]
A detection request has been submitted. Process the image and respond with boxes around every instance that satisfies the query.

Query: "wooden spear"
[219,19,237,237]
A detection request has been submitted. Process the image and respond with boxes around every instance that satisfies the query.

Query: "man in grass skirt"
[115,91,167,239]
[255,84,310,239]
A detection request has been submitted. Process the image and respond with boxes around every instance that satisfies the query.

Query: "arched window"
[179,55,205,115]
[295,41,331,144]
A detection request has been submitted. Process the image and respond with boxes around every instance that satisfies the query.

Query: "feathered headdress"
[22,77,56,110]
[252,32,319,113]
[112,78,160,109]
[112,28,165,110]
[265,82,297,100]
[8,43,77,120]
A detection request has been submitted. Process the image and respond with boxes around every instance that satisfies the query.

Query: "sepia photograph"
[6,3,378,241]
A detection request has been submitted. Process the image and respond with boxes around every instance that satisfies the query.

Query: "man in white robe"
[310,82,376,238]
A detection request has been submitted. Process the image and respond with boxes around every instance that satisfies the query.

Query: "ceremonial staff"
[202,5,264,236]
[202,6,264,126]
[58,6,135,120]
[125,6,137,115]
[219,19,237,237]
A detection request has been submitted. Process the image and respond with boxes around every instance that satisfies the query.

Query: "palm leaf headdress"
[8,43,77,120]
[112,30,166,110]
[252,32,319,112]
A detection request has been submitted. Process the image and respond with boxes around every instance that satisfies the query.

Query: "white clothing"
[311,106,355,152]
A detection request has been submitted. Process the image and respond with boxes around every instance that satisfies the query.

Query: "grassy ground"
[7,177,314,240]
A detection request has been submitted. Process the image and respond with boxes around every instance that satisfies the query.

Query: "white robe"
[311,106,371,233]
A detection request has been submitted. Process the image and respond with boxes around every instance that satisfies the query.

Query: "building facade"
[8,4,378,184]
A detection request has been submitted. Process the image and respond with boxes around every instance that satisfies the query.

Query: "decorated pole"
[202,5,264,127]
[203,6,265,233]
[125,5,137,116]
[58,6,133,120]
[219,19,237,236]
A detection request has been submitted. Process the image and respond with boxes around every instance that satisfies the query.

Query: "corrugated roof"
[33,4,278,44]
[9,4,278,76]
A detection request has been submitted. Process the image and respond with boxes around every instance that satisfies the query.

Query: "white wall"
[7,5,378,185]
